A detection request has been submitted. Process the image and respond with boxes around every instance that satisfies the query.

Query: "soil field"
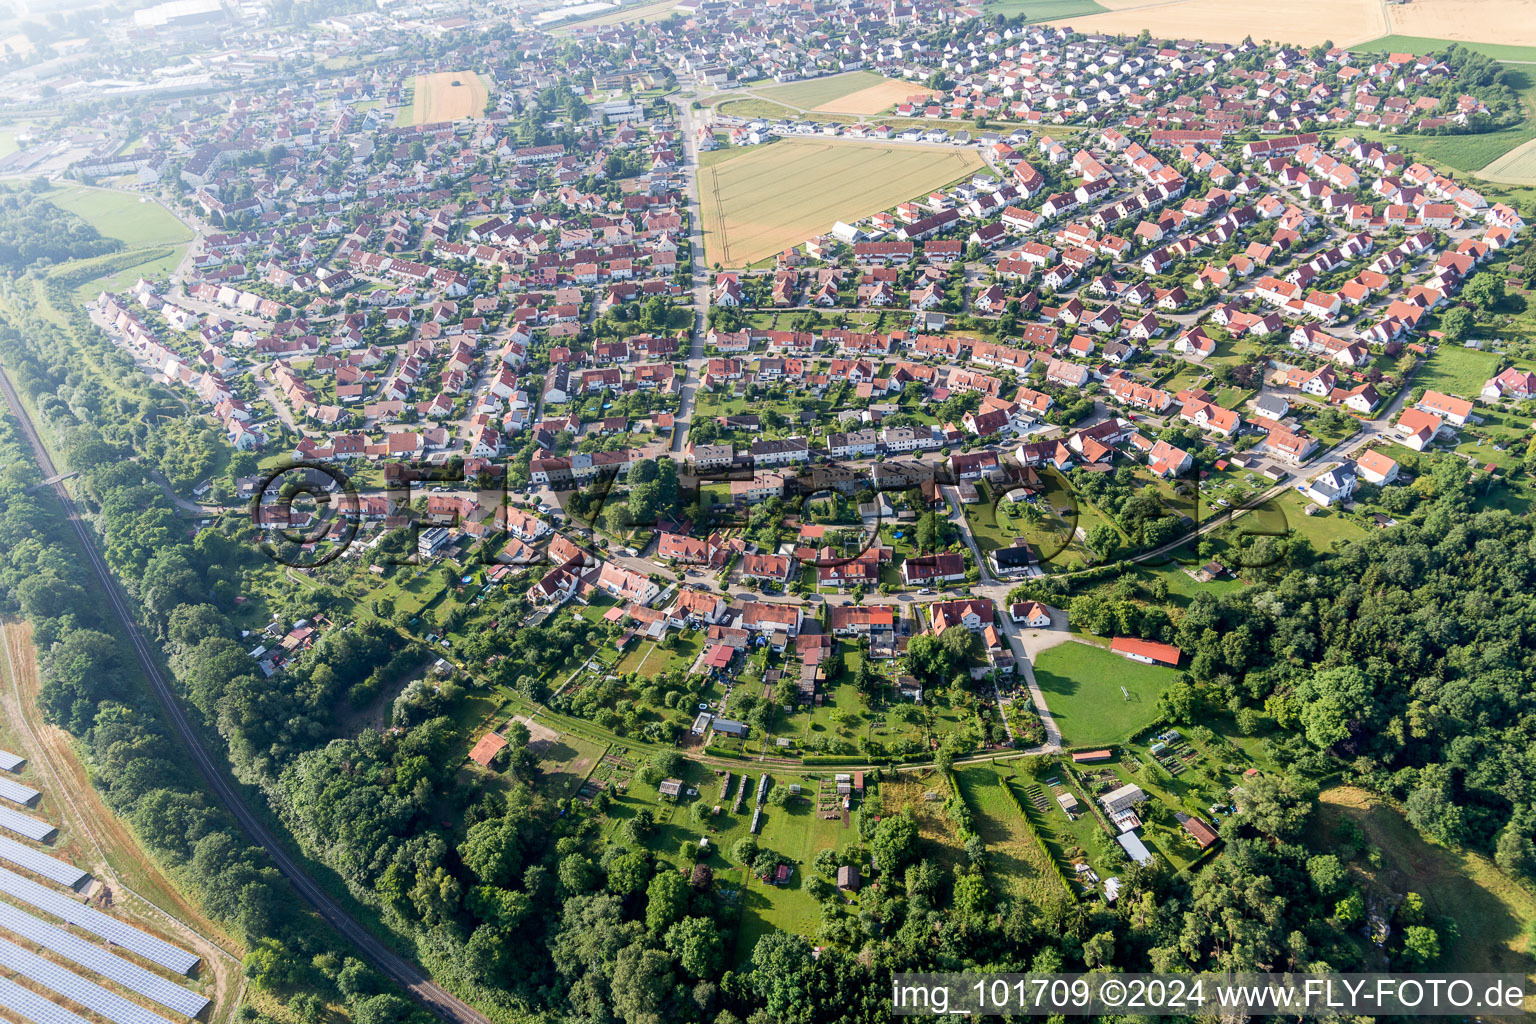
[813,79,937,115]
[399,71,488,126]
[699,137,984,267]
[1047,0,1387,47]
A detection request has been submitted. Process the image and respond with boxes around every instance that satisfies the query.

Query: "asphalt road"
[0,365,492,1024]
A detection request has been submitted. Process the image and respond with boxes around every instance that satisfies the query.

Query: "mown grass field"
[699,138,984,267]
[399,71,487,126]
[1031,640,1175,748]
[46,186,190,247]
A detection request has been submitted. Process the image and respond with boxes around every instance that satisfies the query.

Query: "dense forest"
[0,270,1533,1024]
[0,186,123,272]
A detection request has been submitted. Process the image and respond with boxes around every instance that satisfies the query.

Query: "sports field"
[398,71,488,126]
[983,0,1104,20]
[1030,640,1176,748]
[1047,0,1386,46]
[699,138,984,267]
[756,71,936,114]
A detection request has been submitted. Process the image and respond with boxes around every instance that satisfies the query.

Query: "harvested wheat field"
[1382,0,1536,49]
[1480,137,1536,186]
[814,79,937,114]
[398,71,488,126]
[1048,0,1386,47]
[701,138,983,267]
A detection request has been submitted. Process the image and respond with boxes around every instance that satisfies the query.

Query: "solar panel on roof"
[0,750,24,773]
[0,936,179,1024]
[0,836,88,889]
[0,805,58,842]
[0,777,40,806]
[0,868,199,974]
[0,902,209,1019]
[0,974,93,1024]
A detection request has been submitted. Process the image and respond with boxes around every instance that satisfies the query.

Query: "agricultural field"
[45,186,190,247]
[1369,2,1536,52]
[1354,33,1536,62]
[1313,786,1536,987]
[699,138,984,267]
[398,71,488,126]
[1481,137,1536,187]
[1047,0,1386,47]
[1031,640,1176,748]
[754,71,933,114]
[953,765,1066,904]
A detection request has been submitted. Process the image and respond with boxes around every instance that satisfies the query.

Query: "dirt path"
[0,621,243,1022]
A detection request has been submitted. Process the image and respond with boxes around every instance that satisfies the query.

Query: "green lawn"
[0,131,15,159]
[981,0,1104,18]
[1273,490,1371,552]
[45,186,191,247]
[1031,640,1175,748]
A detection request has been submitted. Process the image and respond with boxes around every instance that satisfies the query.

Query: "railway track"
[0,365,491,1024]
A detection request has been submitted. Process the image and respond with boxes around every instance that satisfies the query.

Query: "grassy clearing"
[699,137,984,267]
[530,730,607,798]
[1313,786,1536,993]
[953,764,1066,904]
[45,186,190,248]
[1417,344,1501,399]
[1031,640,1174,748]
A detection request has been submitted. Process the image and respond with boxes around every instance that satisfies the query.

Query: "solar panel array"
[0,805,58,842]
[0,902,208,1018]
[0,868,199,974]
[0,776,41,806]
[0,836,87,889]
[0,749,24,772]
[0,936,178,1024]
[0,973,93,1024]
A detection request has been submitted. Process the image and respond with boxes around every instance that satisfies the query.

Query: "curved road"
[0,366,491,1024]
